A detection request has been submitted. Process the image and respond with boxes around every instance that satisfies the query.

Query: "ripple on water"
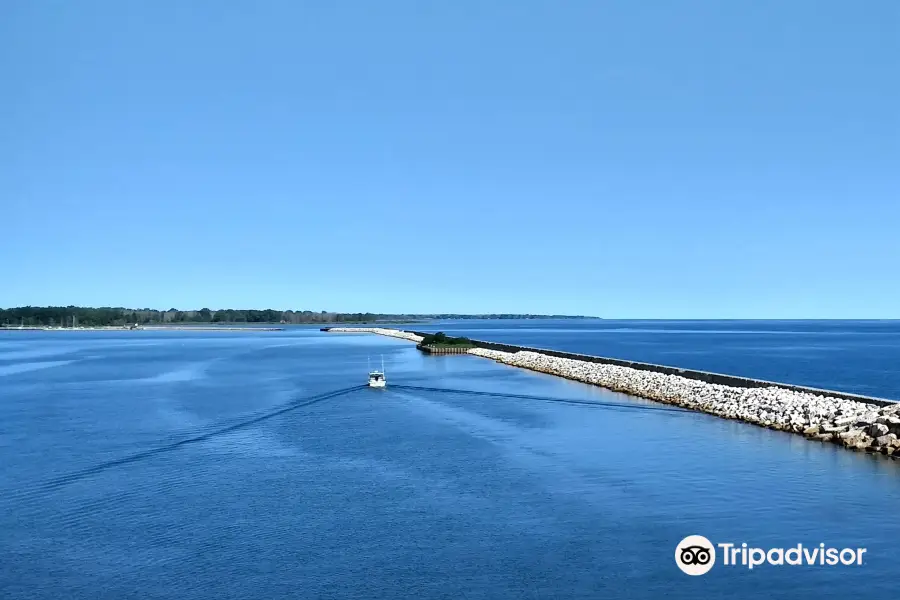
[0,360,78,377]
[202,428,304,458]
[140,362,214,383]
[0,348,80,361]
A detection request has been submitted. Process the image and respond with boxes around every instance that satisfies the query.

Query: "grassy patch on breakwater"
[418,332,476,349]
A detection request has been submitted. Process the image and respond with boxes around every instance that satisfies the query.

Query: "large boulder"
[822,423,849,435]
[866,423,890,438]
[839,429,868,448]
[881,403,900,415]
[881,417,900,436]
[839,428,865,440]
[874,434,896,447]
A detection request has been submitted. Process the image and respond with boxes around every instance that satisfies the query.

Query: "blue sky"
[2,1,897,318]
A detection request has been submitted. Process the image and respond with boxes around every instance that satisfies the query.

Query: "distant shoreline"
[0,326,285,332]
[0,321,427,332]
[0,317,598,332]
[0,306,598,331]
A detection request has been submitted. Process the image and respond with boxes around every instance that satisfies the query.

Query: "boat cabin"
[368,371,386,388]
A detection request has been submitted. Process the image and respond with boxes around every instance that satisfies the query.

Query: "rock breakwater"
[324,327,899,457]
[469,348,900,457]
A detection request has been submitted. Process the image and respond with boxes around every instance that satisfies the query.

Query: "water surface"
[1,328,898,599]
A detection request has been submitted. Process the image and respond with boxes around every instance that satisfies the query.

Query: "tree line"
[1,307,385,327]
[0,307,594,327]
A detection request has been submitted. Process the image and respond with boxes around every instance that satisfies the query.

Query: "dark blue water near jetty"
[1,325,898,599]
[415,320,900,400]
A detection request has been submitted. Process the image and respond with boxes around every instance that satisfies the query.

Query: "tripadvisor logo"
[675,536,867,575]
[676,535,716,576]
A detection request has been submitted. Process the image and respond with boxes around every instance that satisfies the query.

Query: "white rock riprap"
[468,348,900,457]
[326,327,424,343]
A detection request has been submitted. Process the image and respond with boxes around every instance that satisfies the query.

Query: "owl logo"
[675,536,716,575]
[680,545,712,565]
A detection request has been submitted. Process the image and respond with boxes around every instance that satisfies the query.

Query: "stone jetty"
[324,327,900,458]
[470,348,900,457]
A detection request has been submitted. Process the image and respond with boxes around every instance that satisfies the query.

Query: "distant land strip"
[0,306,594,328]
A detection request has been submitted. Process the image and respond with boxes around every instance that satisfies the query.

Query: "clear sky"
[2,1,897,318]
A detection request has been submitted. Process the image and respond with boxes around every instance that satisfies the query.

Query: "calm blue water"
[1,326,898,599]
[413,320,900,400]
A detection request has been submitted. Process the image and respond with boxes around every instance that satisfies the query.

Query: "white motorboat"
[368,355,386,388]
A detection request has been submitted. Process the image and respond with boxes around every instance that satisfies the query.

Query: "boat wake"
[7,385,366,500]
[390,384,693,415]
